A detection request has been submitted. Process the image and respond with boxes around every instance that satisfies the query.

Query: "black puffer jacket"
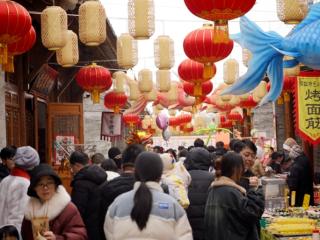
[287,154,314,206]
[71,165,107,240]
[184,148,214,240]
[99,173,135,240]
[0,164,9,182]
[204,177,264,240]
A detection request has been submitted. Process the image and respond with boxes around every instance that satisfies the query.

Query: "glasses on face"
[36,181,55,189]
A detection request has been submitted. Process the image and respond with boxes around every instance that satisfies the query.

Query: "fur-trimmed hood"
[25,185,70,221]
[211,176,246,195]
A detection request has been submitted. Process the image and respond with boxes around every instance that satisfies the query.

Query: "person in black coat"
[0,146,16,181]
[99,144,145,240]
[70,151,107,240]
[283,138,314,206]
[204,152,264,240]
[184,147,214,240]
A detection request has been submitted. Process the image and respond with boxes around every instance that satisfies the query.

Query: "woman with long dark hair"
[104,152,192,239]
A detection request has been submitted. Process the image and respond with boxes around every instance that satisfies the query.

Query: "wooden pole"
[284,93,294,138]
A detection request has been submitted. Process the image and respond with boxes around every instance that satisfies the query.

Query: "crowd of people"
[0,136,314,240]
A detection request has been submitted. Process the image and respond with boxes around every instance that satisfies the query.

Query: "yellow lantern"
[113,71,126,93]
[283,56,300,76]
[128,81,141,101]
[79,0,106,46]
[154,35,174,69]
[167,82,179,102]
[138,69,153,93]
[56,30,79,67]
[128,0,155,39]
[242,48,252,67]
[41,6,68,50]
[223,59,239,85]
[276,0,308,24]
[145,87,157,102]
[117,33,138,69]
[156,70,171,92]
[253,81,268,101]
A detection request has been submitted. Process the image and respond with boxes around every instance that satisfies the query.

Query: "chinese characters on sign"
[101,112,122,141]
[296,76,320,144]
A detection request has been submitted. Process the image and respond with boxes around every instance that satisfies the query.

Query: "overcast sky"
[101,0,293,85]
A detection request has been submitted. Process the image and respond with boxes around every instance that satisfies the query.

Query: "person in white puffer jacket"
[0,146,40,231]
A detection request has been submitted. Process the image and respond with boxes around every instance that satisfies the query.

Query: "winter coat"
[184,147,214,240]
[287,154,314,206]
[99,172,135,240]
[21,186,87,240]
[105,171,120,181]
[71,165,107,240]
[0,168,30,231]
[204,176,265,240]
[0,164,10,182]
[239,169,255,191]
[104,181,193,240]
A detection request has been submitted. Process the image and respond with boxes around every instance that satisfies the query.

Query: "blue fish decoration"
[222,3,320,105]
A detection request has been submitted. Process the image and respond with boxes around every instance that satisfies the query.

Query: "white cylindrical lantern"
[41,6,68,50]
[156,70,171,92]
[276,0,308,24]
[117,33,138,69]
[154,35,174,69]
[283,56,300,76]
[138,69,153,93]
[242,48,252,67]
[229,95,241,106]
[56,30,79,67]
[167,82,178,102]
[223,59,239,85]
[128,0,155,39]
[253,81,268,100]
[79,0,107,46]
[113,71,126,93]
[240,93,250,100]
[128,81,141,101]
[145,87,157,101]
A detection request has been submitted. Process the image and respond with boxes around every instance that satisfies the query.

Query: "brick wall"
[0,72,6,148]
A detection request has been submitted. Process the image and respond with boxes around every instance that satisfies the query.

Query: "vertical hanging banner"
[295,71,320,144]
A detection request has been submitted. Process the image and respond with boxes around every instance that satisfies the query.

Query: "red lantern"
[227,111,243,125]
[169,117,179,127]
[177,114,192,125]
[181,124,193,133]
[220,120,233,129]
[240,95,257,115]
[76,63,112,104]
[0,1,32,64]
[104,92,128,114]
[220,115,226,123]
[183,81,213,97]
[3,26,36,72]
[184,0,256,22]
[178,59,215,97]
[123,114,140,128]
[184,24,233,78]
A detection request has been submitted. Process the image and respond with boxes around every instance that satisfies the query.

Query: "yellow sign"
[296,76,320,144]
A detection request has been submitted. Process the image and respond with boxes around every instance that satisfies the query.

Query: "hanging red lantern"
[76,63,112,104]
[104,91,128,114]
[240,95,257,115]
[183,24,233,78]
[184,0,256,22]
[169,117,179,127]
[219,120,233,129]
[3,26,36,72]
[177,113,192,125]
[227,111,243,125]
[183,81,213,97]
[220,115,226,123]
[178,59,215,97]
[0,1,32,64]
[123,114,140,129]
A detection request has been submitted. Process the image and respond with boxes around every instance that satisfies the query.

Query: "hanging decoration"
[183,81,213,97]
[223,59,239,85]
[76,63,112,104]
[183,24,233,79]
[252,81,268,103]
[128,81,141,101]
[145,87,157,102]
[156,111,169,130]
[41,6,68,50]
[154,35,174,69]
[276,0,309,24]
[79,0,106,46]
[113,71,127,93]
[123,114,140,129]
[3,26,36,72]
[128,0,155,39]
[242,48,252,67]
[56,30,79,68]
[117,33,138,69]
[167,82,179,103]
[178,59,216,99]
[156,70,171,92]
[0,0,32,65]
[104,91,128,114]
[227,108,243,125]
[138,69,153,93]
[240,94,258,115]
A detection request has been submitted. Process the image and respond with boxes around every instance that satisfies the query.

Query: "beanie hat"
[160,153,174,174]
[289,145,304,160]
[27,163,62,198]
[283,138,298,151]
[13,146,40,170]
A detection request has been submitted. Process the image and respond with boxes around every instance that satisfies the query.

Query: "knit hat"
[13,146,40,170]
[283,138,298,151]
[289,145,304,160]
[160,153,175,174]
[27,163,62,198]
